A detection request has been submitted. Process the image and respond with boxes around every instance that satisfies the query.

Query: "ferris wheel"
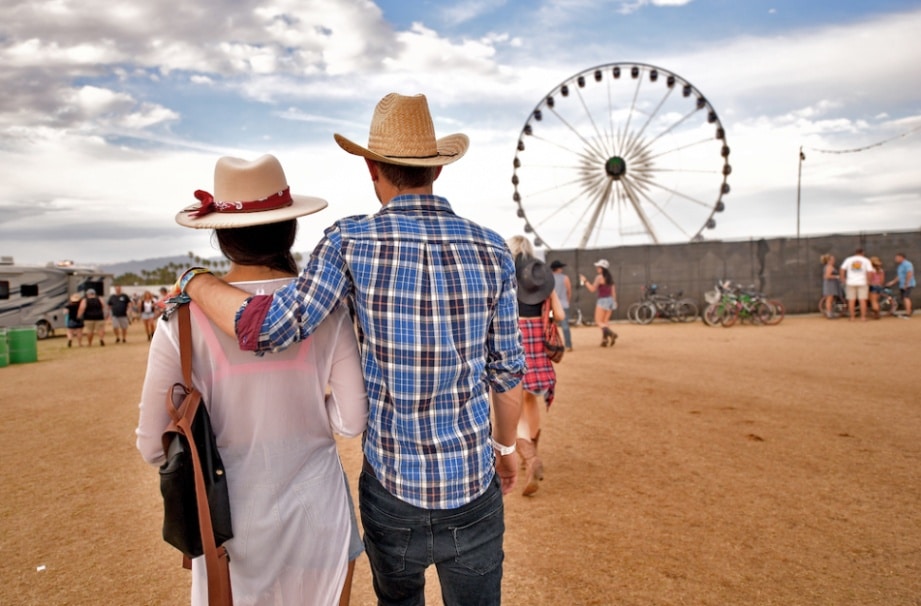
[512,62,731,249]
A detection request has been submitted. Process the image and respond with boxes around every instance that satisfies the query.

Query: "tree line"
[113,251,302,285]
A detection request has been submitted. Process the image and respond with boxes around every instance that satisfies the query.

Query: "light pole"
[796,146,805,238]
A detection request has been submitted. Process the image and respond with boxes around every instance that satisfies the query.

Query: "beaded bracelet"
[177,266,213,295]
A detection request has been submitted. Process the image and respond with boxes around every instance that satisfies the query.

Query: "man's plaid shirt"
[236,194,525,509]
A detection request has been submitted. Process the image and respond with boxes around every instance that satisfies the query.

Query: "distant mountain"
[98,251,310,278]
[99,255,203,278]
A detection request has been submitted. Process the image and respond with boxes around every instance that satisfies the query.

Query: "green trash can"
[0,328,8,368]
[8,326,38,364]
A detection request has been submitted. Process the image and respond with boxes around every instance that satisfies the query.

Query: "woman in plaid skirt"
[507,235,564,496]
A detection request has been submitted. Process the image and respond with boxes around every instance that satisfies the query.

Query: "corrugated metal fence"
[547,229,921,320]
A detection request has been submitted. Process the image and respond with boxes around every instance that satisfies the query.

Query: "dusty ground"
[2,314,920,605]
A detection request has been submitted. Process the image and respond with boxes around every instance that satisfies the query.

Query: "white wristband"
[491,438,516,456]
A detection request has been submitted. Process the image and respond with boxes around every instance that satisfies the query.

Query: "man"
[77,288,107,346]
[887,252,915,318]
[839,247,873,321]
[107,285,132,343]
[177,93,524,605]
[550,260,573,351]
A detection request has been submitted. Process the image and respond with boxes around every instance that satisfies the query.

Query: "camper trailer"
[0,257,114,339]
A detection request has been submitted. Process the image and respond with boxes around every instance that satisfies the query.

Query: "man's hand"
[495,451,518,495]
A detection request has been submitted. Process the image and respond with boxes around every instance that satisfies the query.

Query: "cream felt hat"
[176,154,327,229]
[333,93,469,167]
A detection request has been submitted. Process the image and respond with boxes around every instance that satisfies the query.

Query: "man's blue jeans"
[558,306,573,349]
[359,469,505,606]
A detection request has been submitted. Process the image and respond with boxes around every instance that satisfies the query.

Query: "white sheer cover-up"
[136,278,368,606]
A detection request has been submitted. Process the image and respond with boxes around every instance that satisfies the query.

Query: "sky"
[2,0,921,267]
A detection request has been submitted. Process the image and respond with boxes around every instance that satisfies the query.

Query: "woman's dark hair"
[215,219,298,274]
[601,267,614,286]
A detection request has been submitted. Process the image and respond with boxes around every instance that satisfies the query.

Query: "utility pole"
[796,146,805,239]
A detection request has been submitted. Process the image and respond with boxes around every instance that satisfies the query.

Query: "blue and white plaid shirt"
[236,194,525,509]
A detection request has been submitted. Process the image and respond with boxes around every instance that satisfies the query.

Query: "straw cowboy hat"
[333,93,469,167]
[870,256,883,267]
[516,258,555,305]
[176,154,327,229]
[594,259,610,269]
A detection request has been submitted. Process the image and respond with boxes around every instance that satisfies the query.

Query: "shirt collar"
[379,194,456,217]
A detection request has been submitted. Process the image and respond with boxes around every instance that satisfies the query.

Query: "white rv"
[0,257,114,339]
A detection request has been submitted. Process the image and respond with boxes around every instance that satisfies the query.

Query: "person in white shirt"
[839,247,874,321]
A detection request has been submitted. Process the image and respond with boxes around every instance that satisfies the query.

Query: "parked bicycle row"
[701,280,785,327]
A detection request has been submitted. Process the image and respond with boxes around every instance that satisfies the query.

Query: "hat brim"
[175,194,328,229]
[333,133,469,167]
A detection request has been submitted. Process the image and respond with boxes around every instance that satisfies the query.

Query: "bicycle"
[702,280,784,327]
[628,284,698,325]
[818,285,898,318]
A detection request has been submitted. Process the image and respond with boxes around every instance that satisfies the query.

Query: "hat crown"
[334,92,469,166]
[367,94,438,158]
[214,155,288,203]
[516,258,555,304]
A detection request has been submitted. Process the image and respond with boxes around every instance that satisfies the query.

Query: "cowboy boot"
[531,430,544,481]
[517,436,543,496]
[603,327,618,347]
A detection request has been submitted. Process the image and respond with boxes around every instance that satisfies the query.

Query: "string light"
[806,122,921,154]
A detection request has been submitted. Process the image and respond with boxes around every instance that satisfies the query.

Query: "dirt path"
[2,315,920,605]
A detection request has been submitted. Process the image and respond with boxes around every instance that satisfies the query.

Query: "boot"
[603,327,618,347]
[517,434,543,496]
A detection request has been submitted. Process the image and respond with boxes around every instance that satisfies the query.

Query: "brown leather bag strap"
[178,304,194,388]
[176,304,234,606]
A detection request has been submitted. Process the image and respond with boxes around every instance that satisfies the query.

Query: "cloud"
[440,0,509,26]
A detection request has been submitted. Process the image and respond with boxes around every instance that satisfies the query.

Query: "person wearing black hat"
[508,235,564,496]
[550,260,573,351]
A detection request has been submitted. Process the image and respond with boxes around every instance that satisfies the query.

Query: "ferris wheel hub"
[605,156,627,180]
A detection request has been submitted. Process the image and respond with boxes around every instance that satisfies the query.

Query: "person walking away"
[886,252,915,318]
[136,154,369,606]
[77,288,107,346]
[64,293,85,347]
[867,256,885,319]
[108,285,132,342]
[839,248,873,322]
[173,93,525,606]
[508,236,564,496]
[579,259,618,346]
[820,253,839,318]
[550,260,573,351]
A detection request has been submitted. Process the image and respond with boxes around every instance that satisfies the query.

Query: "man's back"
[327,194,523,508]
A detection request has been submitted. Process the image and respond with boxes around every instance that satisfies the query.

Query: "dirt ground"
[2,314,920,606]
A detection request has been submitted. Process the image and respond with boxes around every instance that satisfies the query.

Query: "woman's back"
[137,278,367,606]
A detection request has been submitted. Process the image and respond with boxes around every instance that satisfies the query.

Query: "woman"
[868,256,885,319]
[506,235,564,496]
[820,253,839,318]
[136,155,369,606]
[64,293,84,347]
[139,291,159,340]
[579,259,618,347]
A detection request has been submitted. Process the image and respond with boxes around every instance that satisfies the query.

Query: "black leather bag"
[158,303,234,605]
[160,396,233,556]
